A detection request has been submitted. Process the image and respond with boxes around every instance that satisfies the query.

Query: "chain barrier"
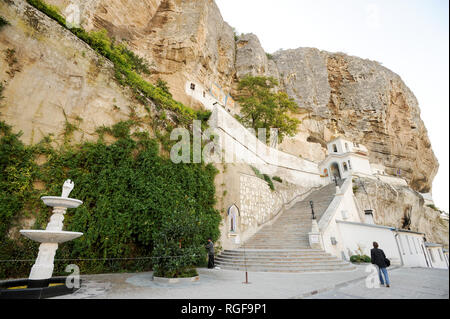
[0,254,199,263]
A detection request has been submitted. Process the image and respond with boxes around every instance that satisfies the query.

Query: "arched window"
[343,162,348,171]
[227,205,240,232]
[333,144,338,153]
[348,160,352,170]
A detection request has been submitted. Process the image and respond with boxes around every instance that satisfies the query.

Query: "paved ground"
[307,267,449,299]
[52,265,449,299]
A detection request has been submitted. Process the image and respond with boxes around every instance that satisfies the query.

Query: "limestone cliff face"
[353,177,448,247]
[0,1,439,193]
[37,0,438,192]
[46,0,237,109]
[0,0,150,145]
[235,41,438,193]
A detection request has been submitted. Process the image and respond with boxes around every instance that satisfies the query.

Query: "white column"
[308,219,323,250]
[29,243,58,280]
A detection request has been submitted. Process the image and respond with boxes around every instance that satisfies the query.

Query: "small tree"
[152,209,203,278]
[236,76,300,143]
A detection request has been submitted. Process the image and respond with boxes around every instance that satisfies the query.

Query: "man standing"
[205,238,215,269]
[371,241,390,287]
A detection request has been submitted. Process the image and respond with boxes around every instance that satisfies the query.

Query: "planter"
[152,275,200,284]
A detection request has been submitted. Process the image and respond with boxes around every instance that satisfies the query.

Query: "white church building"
[319,137,373,182]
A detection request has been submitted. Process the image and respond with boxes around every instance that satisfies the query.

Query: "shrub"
[272,176,282,183]
[0,16,10,30]
[350,255,371,263]
[0,82,4,100]
[263,174,274,191]
[156,79,172,97]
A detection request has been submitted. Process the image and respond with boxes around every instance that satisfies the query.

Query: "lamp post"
[309,200,316,220]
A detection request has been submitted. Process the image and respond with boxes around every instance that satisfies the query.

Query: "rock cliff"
[0,1,439,193]
[235,42,438,194]
[353,177,448,246]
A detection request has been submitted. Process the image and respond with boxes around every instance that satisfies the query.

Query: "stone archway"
[227,204,240,232]
[330,162,341,180]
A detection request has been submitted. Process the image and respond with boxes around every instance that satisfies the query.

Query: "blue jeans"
[378,267,390,285]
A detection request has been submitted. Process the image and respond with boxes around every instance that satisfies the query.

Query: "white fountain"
[19,179,83,288]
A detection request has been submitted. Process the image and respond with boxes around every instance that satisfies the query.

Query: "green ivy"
[0,121,221,279]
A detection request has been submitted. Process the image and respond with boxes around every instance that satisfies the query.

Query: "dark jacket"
[371,248,387,268]
[205,242,214,256]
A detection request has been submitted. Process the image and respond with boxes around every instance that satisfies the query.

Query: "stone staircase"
[216,181,355,272]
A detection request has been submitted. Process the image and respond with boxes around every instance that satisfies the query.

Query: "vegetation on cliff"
[0,16,10,30]
[25,0,200,125]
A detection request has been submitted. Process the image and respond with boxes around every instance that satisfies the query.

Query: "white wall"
[320,154,373,182]
[337,222,402,265]
[427,247,449,269]
[185,81,225,111]
[318,178,363,260]
[396,233,429,267]
[208,105,326,188]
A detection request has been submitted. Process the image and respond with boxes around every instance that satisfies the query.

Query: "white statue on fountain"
[61,179,74,198]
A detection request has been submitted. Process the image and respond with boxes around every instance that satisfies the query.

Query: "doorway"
[330,162,341,181]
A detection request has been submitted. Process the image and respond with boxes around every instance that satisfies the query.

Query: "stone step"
[215,264,356,273]
[219,254,333,259]
[216,261,350,268]
[220,251,330,256]
[248,237,309,240]
[245,242,309,246]
[216,257,344,264]
[217,253,340,259]
[243,247,311,250]
[220,182,354,273]
[246,235,309,239]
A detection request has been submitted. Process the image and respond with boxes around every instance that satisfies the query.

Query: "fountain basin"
[0,277,81,299]
[20,230,83,243]
[41,196,83,208]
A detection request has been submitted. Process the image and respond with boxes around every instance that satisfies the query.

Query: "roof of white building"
[394,229,425,236]
[424,242,443,247]
[336,220,395,230]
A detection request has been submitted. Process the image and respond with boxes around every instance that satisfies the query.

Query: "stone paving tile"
[52,266,369,299]
[51,266,448,299]
[307,267,449,299]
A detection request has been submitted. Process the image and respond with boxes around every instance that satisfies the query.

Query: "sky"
[216,0,449,213]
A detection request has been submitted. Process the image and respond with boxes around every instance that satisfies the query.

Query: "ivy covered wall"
[0,121,221,279]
